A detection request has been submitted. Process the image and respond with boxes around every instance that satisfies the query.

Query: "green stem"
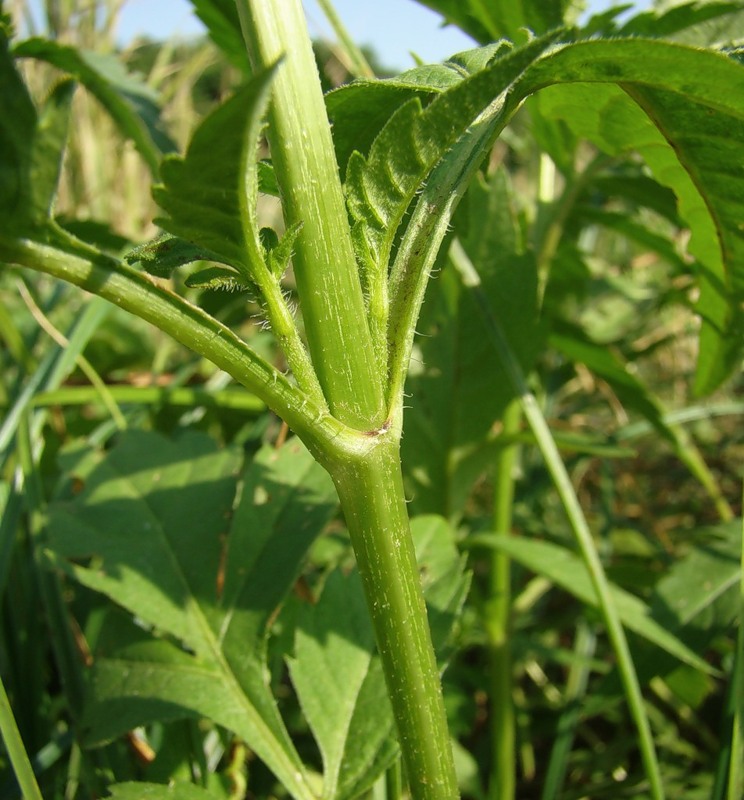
[328,436,459,800]
[718,508,744,800]
[451,240,665,800]
[486,399,521,800]
[236,0,385,430]
[31,385,265,412]
[0,674,43,800]
[0,236,350,454]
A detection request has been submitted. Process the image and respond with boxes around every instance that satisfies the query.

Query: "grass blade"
[451,238,665,800]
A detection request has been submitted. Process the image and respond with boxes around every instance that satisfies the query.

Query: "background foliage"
[0,0,743,798]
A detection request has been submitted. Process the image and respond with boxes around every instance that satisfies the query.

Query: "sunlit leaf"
[13,38,173,174]
[469,534,719,675]
[153,65,277,280]
[288,516,469,799]
[47,431,337,800]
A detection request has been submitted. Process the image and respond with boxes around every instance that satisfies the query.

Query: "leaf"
[288,570,376,799]
[288,515,469,800]
[410,515,472,662]
[107,782,220,799]
[152,66,277,281]
[31,79,76,220]
[47,431,338,800]
[524,43,744,392]
[651,519,742,632]
[343,32,563,279]
[470,534,719,676]
[184,266,251,291]
[0,30,73,234]
[13,38,173,174]
[125,234,234,277]
[266,221,303,279]
[403,172,542,519]
[189,0,250,73]
[618,1,744,46]
[338,37,744,393]
[412,0,581,43]
[585,519,741,714]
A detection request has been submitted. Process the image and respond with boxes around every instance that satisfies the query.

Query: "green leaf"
[13,38,173,175]
[618,1,744,46]
[0,31,73,234]
[343,33,563,280]
[189,0,250,73]
[403,172,542,519]
[410,515,471,663]
[651,519,742,633]
[107,782,220,799]
[470,534,719,675]
[288,570,377,799]
[288,516,469,800]
[184,266,251,291]
[153,66,277,281]
[30,79,75,221]
[586,519,741,714]
[47,431,338,800]
[340,36,744,393]
[412,0,580,43]
[266,221,303,279]
[125,234,234,277]
[526,43,744,392]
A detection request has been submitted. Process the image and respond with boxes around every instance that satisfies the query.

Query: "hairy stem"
[236,0,384,430]
[0,236,348,453]
[328,436,459,800]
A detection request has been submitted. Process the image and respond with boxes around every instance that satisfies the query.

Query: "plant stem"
[0,236,349,453]
[486,399,521,800]
[236,0,385,430]
[329,436,459,799]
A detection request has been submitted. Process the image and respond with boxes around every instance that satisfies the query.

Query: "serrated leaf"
[288,570,376,799]
[651,519,742,631]
[585,519,741,715]
[47,431,337,800]
[344,32,563,279]
[339,37,744,393]
[618,1,744,46]
[13,38,173,174]
[471,534,718,675]
[266,221,303,278]
[419,0,578,41]
[289,515,469,800]
[125,234,232,277]
[184,266,251,291]
[31,78,75,220]
[521,42,744,392]
[153,66,277,280]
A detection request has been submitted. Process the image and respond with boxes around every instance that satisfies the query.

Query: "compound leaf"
[47,431,337,800]
[153,65,277,281]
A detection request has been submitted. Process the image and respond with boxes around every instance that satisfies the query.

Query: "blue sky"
[26,1,654,70]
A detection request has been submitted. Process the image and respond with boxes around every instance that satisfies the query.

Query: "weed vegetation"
[0,1,742,799]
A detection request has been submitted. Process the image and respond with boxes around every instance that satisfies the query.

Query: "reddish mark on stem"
[364,418,392,436]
